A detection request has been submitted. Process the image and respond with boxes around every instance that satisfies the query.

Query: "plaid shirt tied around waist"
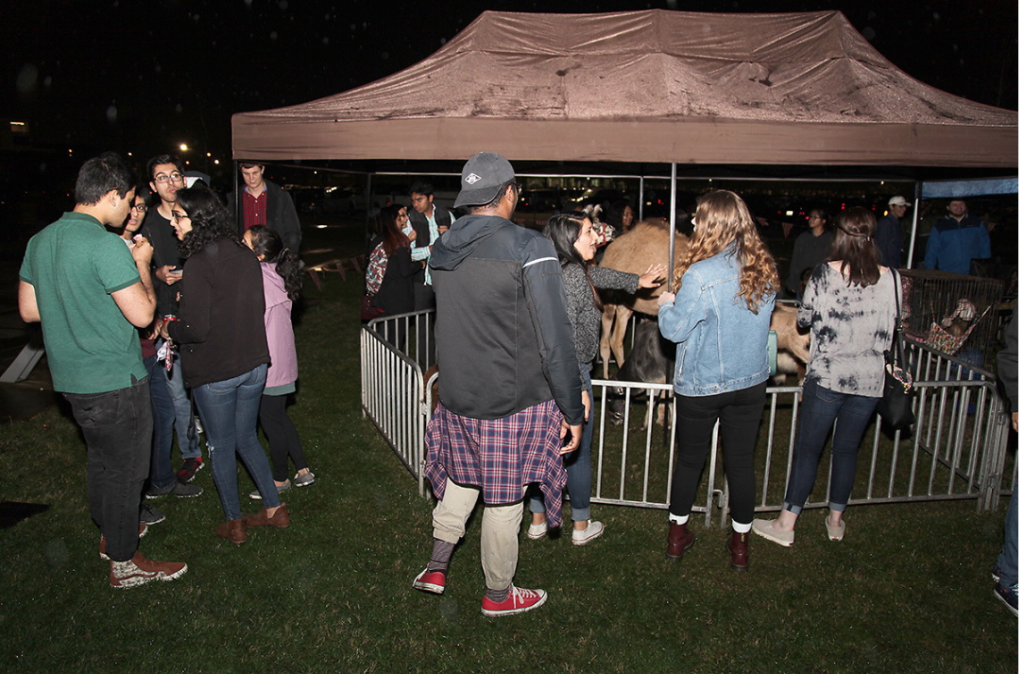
[424,400,568,528]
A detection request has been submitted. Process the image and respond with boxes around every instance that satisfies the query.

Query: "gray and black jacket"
[429,214,584,425]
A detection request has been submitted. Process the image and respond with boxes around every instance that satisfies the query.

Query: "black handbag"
[877,269,915,429]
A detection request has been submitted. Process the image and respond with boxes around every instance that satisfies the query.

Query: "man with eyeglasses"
[226,163,302,253]
[139,154,205,493]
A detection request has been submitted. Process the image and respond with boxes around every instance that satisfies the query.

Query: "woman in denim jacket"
[657,190,779,570]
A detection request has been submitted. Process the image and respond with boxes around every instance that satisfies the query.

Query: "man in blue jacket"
[411,152,583,617]
[924,199,990,274]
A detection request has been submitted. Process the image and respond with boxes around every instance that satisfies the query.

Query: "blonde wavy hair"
[674,190,779,313]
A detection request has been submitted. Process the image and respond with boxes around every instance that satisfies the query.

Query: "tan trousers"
[432,478,523,591]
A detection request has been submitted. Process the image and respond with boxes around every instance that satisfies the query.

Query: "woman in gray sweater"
[526,212,664,545]
[754,207,899,547]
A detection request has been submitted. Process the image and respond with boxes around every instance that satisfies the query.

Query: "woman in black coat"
[365,204,419,346]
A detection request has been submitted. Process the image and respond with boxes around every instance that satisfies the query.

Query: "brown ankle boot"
[216,519,248,545]
[726,530,749,571]
[666,522,695,560]
[243,503,291,529]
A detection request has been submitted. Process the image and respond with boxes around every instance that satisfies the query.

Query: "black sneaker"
[146,481,203,499]
[176,457,204,483]
[140,502,166,526]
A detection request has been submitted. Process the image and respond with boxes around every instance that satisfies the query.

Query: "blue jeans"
[159,339,201,461]
[783,378,879,514]
[997,484,1018,589]
[192,364,280,521]
[529,363,594,522]
[144,354,177,490]
[65,376,152,562]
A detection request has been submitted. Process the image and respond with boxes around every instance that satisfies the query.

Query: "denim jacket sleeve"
[657,268,706,345]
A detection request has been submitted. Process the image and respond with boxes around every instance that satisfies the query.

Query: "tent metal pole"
[907,181,922,268]
[638,175,645,222]
[668,163,677,293]
[365,173,373,256]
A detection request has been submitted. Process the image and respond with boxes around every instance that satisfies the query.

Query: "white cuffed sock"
[669,513,689,525]
[732,520,752,534]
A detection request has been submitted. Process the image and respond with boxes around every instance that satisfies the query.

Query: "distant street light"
[180,143,189,152]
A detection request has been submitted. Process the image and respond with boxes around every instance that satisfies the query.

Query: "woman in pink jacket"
[243,225,314,498]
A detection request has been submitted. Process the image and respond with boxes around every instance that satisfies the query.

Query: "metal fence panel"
[361,314,1016,522]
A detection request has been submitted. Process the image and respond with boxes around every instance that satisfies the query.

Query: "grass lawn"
[0,227,1017,674]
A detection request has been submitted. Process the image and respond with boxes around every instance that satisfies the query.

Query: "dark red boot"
[726,530,750,571]
[666,522,695,560]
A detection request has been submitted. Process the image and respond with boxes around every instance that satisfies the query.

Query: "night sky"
[2,0,1018,167]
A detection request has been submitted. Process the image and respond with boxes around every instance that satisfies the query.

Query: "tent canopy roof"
[232,10,1017,167]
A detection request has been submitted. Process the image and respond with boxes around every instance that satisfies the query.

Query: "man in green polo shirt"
[19,152,187,589]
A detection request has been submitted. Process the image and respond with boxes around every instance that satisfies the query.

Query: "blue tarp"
[921,177,1018,199]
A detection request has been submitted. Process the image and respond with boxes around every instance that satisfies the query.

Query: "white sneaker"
[571,520,605,546]
[527,523,547,540]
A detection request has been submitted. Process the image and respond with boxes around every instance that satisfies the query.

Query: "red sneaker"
[481,586,548,617]
[176,457,204,483]
[412,568,446,595]
[109,552,187,589]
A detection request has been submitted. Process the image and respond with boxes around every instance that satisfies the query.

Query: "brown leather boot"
[726,530,750,571]
[666,522,695,560]
[216,519,248,545]
[242,503,291,529]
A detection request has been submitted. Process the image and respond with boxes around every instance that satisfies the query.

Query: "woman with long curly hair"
[753,207,899,547]
[657,190,779,570]
[160,184,288,546]
[525,212,664,545]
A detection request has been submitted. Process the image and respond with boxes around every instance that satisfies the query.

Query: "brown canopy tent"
[232,10,1016,168]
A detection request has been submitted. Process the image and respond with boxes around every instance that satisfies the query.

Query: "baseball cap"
[888,196,911,207]
[453,152,516,208]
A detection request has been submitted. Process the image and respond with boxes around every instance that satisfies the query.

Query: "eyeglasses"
[131,203,147,213]
[171,211,190,223]
[154,173,184,184]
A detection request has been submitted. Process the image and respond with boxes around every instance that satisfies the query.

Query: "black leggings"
[258,394,307,482]
[669,382,766,525]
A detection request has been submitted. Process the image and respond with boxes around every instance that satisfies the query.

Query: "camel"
[597,219,689,379]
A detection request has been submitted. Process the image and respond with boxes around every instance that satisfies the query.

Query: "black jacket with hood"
[429,214,584,425]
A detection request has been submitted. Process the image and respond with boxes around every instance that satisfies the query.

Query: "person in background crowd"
[160,184,289,546]
[364,204,419,348]
[244,225,315,500]
[607,200,636,235]
[140,154,205,488]
[754,207,899,547]
[657,190,778,571]
[408,181,454,368]
[20,152,186,588]
[876,196,909,269]
[924,199,991,275]
[227,162,302,253]
[412,152,583,617]
[525,212,664,546]
[786,209,833,300]
[993,305,1018,616]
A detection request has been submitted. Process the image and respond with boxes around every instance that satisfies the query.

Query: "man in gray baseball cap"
[452,151,517,208]
[412,152,583,617]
